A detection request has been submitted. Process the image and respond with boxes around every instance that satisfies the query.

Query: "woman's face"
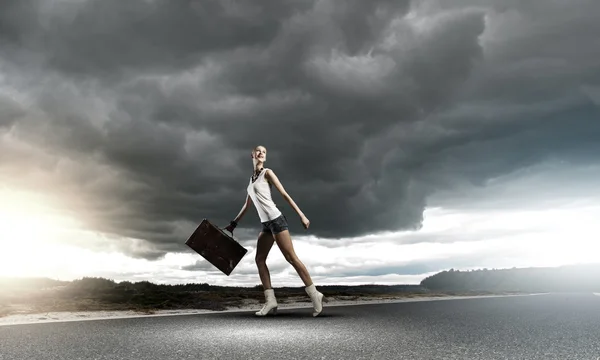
[253,146,267,162]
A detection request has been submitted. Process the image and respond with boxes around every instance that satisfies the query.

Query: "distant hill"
[420,263,600,292]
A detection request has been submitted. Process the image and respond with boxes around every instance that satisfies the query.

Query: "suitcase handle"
[218,225,235,239]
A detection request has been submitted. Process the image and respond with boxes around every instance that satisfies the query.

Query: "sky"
[1,0,599,287]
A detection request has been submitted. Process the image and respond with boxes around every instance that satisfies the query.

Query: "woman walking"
[225,145,326,317]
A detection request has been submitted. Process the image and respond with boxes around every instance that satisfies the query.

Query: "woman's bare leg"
[255,231,276,289]
[255,231,279,316]
[273,229,313,286]
[274,229,325,316]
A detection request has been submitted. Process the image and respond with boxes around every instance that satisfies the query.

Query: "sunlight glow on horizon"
[1,185,599,286]
[0,188,83,277]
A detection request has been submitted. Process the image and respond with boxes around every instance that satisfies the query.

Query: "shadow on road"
[222,311,343,319]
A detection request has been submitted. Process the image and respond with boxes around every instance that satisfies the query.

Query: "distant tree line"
[3,263,599,298]
[420,264,600,292]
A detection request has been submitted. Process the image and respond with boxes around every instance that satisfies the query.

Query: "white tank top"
[247,168,282,222]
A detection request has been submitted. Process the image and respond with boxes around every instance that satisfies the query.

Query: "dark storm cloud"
[429,162,600,213]
[1,0,599,259]
[0,96,25,129]
[0,0,306,79]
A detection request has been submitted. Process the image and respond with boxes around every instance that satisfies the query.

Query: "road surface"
[1,293,599,359]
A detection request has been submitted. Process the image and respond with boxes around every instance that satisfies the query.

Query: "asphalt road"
[1,293,599,360]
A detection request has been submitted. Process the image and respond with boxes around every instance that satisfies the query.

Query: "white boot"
[305,284,325,317]
[255,289,278,316]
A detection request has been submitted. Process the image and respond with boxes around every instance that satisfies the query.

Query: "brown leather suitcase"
[185,219,248,276]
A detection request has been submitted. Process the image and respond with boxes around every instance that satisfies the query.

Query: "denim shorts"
[261,214,289,235]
